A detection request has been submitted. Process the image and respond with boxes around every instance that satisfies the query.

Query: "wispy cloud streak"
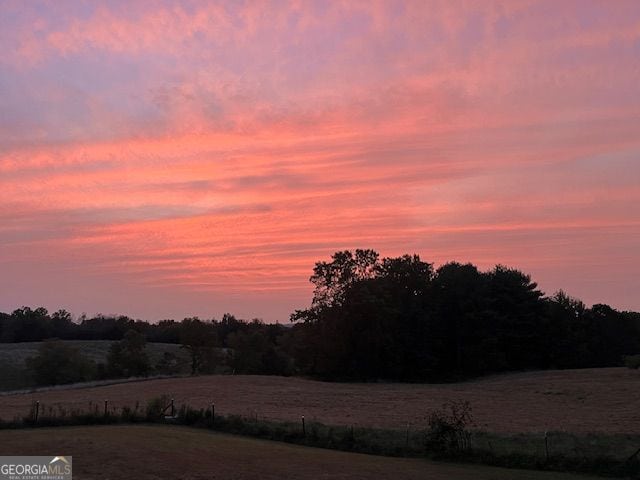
[1,1,639,320]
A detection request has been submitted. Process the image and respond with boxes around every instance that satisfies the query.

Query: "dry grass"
[2,368,638,434]
[0,425,599,480]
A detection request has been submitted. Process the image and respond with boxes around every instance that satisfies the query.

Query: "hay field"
[2,367,637,434]
[0,425,599,480]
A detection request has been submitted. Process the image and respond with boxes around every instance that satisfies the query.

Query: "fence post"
[544,431,549,462]
[170,398,175,417]
[405,422,410,448]
[104,400,108,417]
[211,403,215,427]
[34,401,39,423]
[302,415,306,436]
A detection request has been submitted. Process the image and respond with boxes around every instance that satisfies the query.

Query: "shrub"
[181,405,206,425]
[107,330,151,377]
[145,395,172,420]
[424,400,474,455]
[624,354,640,369]
[155,351,180,375]
[26,339,97,386]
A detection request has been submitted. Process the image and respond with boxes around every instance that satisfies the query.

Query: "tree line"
[1,311,295,386]
[2,249,640,384]
[289,250,640,380]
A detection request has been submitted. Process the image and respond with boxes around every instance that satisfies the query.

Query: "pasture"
[0,425,601,480]
[2,367,638,435]
[0,340,191,390]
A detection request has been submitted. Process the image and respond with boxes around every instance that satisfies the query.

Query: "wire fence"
[7,395,640,463]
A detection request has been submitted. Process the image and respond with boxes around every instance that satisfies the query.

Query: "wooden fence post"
[170,398,175,417]
[302,415,306,436]
[34,401,39,423]
[104,400,108,417]
[211,403,215,426]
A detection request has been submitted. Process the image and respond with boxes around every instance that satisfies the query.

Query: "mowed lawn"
[0,425,600,480]
[2,367,639,434]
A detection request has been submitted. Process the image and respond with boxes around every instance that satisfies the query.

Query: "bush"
[145,395,172,420]
[624,354,640,369]
[424,400,474,455]
[107,329,150,378]
[179,405,206,425]
[155,352,180,375]
[26,339,96,386]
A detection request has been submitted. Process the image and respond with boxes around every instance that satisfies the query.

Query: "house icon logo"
[47,456,72,477]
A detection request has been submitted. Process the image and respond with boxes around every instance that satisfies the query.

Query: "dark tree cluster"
[106,330,151,378]
[26,340,96,385]
[0,308,158,343]
[289,250,640,381]
[2,249,640,383]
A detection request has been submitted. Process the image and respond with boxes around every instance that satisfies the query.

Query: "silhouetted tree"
[26,339,96,385]
[155,351,181,375]
[179,318,218,374]
[9,307,52,342]
[107,329,150,377]
[291,249,380,323]
[431,262,489,375]
[486,265,547,370]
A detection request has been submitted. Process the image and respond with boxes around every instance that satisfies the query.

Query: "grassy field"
[0,340,191,390]
[2,367,638,435]
[0,425,601,480]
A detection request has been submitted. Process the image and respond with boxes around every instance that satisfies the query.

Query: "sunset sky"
[1,1,639,322]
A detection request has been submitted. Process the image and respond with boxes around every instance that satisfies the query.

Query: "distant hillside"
[0,341,191,391]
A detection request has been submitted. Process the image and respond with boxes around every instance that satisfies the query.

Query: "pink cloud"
[0,1,639,320]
